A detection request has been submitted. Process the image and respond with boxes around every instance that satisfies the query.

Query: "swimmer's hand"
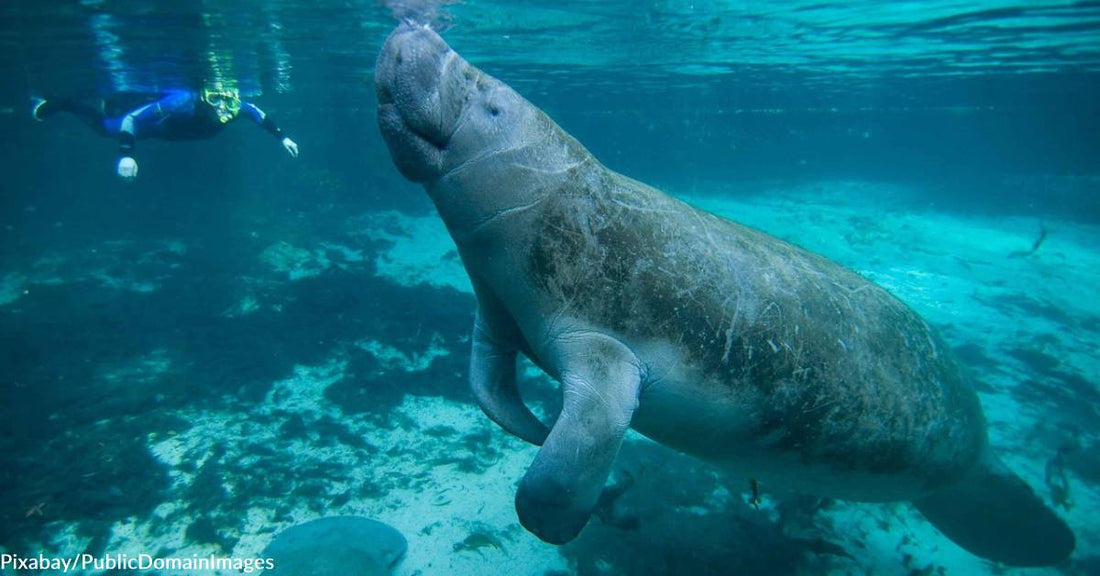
[282,137,299,158]
[117,156,138,181]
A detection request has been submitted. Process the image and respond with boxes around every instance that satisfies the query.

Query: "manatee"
[374,23,1075,566]
[262,516,406,575]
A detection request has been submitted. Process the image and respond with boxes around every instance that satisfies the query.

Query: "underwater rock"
[260,241,332,280]
[262,516,407,575]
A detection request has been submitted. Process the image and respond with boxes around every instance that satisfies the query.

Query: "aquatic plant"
[453,528,506,556]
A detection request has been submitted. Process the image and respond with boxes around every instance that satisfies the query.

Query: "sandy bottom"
[2,179,1096,576]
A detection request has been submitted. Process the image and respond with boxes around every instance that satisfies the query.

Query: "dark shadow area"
[560,441,854,576]
[322,279,476,417]
[0,205,477,551]
[1006,344,1100,437]
[981,292,1078,328]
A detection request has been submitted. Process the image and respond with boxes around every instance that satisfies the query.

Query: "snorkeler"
[32,87,299,181]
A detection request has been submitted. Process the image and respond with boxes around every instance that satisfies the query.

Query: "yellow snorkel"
[202,87,241,124]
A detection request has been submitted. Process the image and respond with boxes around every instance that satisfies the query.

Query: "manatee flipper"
[914,453,1075,567]
[470,309,550,445]
[515,334,642,544]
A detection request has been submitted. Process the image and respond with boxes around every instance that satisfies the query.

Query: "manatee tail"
[914,453,1075,567]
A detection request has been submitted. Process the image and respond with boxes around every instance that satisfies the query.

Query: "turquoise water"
[1,1,1098,575]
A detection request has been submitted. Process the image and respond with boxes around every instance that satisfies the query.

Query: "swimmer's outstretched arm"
[114,91,194,181]
[241,101,299,157]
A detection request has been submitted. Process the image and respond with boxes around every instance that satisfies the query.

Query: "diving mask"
[202,88,241,123]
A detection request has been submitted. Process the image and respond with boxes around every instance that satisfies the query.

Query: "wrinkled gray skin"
[375,23,1073,566]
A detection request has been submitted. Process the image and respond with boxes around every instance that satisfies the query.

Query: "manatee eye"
[488,103,500,117]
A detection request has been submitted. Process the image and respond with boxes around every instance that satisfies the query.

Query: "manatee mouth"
[375,23,536,184]
[376,23,460,156]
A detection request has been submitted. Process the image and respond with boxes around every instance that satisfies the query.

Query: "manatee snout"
[375,23,467,182]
